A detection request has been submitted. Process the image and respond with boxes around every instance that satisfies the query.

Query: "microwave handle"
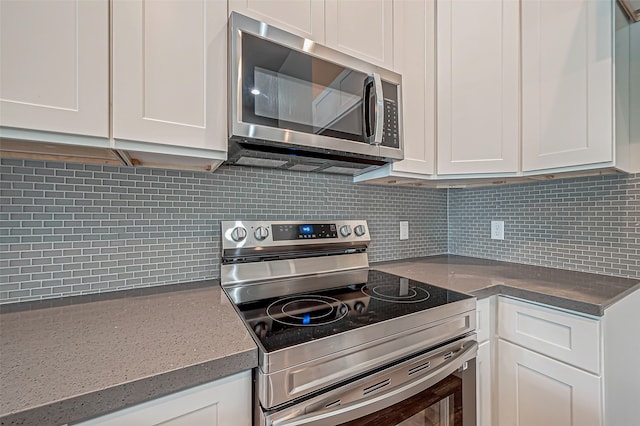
[362,73,385,145]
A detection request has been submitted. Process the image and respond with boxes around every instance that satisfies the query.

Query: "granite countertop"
[373,255,640,316]
[2,256,639,425]
[0,281,257,426]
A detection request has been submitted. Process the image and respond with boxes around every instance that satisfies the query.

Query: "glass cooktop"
[232,270,472,352]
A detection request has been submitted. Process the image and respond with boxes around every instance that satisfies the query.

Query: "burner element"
[362,282,431,304]
[267,295,348,327]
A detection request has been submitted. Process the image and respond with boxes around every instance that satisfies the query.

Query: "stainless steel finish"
[221,220,370,253]
[264,336,478,426]
[254,226,269,241]
[354,224,366,236]
[221,218,477,425]
[372,73,384,145]
[231,226,247,242]
[228,12,403,164]
[225,269,371,305]
[258,303,476,408]
[220,220,371,286]
[221,252,370,287]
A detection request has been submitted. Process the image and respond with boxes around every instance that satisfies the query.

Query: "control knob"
[338,304,349,316]
[340,225,352,237]
[230,226,247,242]
[354,301,366,314]
[253,322,269,339]
[354,225,366,237]
[254,226,269,241]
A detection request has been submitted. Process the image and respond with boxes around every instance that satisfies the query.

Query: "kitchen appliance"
[220,220,477,425]
[227,13,403,176]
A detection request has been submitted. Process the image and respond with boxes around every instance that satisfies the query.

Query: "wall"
[0,158,448,304]
[448,173,640,278]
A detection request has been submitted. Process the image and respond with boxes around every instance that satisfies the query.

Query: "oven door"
[262,336,477,426]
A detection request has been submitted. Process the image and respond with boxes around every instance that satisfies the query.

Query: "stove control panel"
[221,220,369,249]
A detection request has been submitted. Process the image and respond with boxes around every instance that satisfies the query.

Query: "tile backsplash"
[448,173,639,278]
[0,159,447,303]
[2,158,638,304]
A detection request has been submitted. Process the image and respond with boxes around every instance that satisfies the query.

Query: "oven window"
[339,374,462,426]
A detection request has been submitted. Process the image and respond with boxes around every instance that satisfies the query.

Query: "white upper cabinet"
[0,0,108,140]
[111,0,227,170]
[437,0,519,175]
[521,0,613,172]
[325,0,395,69]
[389,0,435,176]
[229,0,325,41]
[354,0,435,183]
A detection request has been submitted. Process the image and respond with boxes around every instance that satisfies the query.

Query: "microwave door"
[238,32,374,148]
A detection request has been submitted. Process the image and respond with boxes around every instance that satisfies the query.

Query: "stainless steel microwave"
[227,13,403,175]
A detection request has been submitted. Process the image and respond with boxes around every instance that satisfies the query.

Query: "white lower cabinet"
[497,340,601,426]
[476,340,492,426]
[475,296,494,426]
[492,292,640,426]
[77,371,251,426]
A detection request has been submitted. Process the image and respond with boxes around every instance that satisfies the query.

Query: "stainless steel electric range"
[221,220,477,426]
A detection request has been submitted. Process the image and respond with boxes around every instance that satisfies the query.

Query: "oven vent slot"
[324,400,341,409]
[363,378,391,395]
[408,361,431,376]
[444,351,454,360]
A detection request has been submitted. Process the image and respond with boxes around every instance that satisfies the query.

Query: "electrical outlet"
[400,221,409,240]
[491,221,504,240]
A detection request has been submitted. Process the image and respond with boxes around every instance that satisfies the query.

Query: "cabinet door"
[229,0,325,41]
[112,0,227,157]
[388,0,435,176]
[497,340,602,426]
[325,0,394,69]
[436,0,519,175]
[0,0,108,138]
[78,371,252,426]
[521,0,613,172]
[476,340,493,426]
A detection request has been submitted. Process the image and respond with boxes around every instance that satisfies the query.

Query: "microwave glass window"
[242,33,368,142]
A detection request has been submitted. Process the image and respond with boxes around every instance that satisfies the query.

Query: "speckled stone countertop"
[0,280,257,426]
[2,256,639,425]
[373,255,640,316]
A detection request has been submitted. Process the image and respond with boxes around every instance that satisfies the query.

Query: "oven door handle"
[272,341,478,426]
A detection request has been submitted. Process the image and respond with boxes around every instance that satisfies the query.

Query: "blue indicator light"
[302,313,311,325]
[300,225,313,235]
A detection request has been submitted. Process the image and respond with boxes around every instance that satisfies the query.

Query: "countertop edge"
[372,255,640,317]
[0,347,258,426]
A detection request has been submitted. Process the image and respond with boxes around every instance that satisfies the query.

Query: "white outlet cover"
[491,221,504,240]
[400,221,409,240]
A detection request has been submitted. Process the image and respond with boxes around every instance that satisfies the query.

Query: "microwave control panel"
[382,99,399,148]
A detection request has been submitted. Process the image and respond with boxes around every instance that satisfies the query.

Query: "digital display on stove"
[272,223,338,241]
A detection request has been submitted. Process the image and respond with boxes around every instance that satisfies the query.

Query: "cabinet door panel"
[325,0,394,69]
[390,0,435,175]
[229,0,324,41]
[112,0,226,153]
[78,371,251,426]
[476,341,493,426]
[498,340,601,426]
[0,0,108,137]
[437,0,519,174]
[498,296,600,374]
[522,0,613,171]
